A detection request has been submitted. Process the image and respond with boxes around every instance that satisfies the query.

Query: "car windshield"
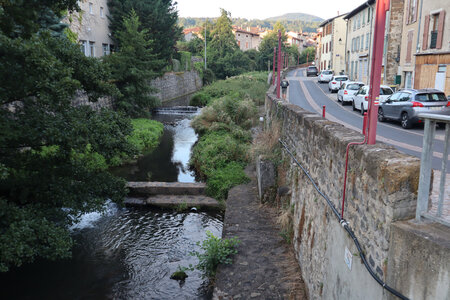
[347,84,362,90]
[335,77,348,81]
[380,88,393,95]
[415,93,447,102]
[309,67,317,70]
[323,71,333,75]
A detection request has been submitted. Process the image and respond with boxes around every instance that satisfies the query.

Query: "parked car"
[352,85,394,115]
[318,70,334,83]
[337,81,364,104]
[328,75,349,92]
[306,66,318,77]
[378,89,450,129]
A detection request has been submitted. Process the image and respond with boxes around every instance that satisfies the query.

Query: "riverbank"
[213,164,307,299]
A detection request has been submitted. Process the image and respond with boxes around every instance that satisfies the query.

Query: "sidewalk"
[213,165,306,300]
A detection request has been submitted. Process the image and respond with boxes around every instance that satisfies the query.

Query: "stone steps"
[124,195,221,210]
[127,182,206,196]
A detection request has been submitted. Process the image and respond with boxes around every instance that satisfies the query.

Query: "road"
[286,68,449,171]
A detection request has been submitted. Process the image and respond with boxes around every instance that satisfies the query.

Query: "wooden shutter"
[436,10,446,49]
[423,14,430,50]
[406,0,411,25]
[406,31,413,63]
[413,0,418,23]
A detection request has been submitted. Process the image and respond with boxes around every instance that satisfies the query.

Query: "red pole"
[276,30,282,98]
[307,52,309,64]
[363,112,368,135]
[367,0,390,145]
[272,47,276,85]
[322,105,326,118]
[297,55,299,65]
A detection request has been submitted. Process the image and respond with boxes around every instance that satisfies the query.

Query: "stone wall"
[71,91,113,110]
[150,70,202,107]
[265,92,421,299]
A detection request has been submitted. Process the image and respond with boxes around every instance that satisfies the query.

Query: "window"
[357,14,361,29]
[89,2,93,14]
[362,11,365,26]
[353,18,356,31]
[438,65,447,73]
[361,35,364,50]
[329,41,332,52]
[354,61,358,79]
[245,42,248,49]
[356,37,360,51]
[100,7,104,18]
[102,44,110,56]
[366,33,369,49]
[430,13,439,49]
[89,41,95,56]
[407,0,417,24]
[351,61,354,79]
[404,71,412,89]
[80,40,87,56]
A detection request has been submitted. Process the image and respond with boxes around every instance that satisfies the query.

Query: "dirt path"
[213,165,307,299]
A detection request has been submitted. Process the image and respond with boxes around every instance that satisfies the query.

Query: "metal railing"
[416,113,450,226]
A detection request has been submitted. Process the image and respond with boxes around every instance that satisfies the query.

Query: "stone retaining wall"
[265,92,421,299]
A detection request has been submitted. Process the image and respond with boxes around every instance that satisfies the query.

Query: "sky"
[175,0,364,21]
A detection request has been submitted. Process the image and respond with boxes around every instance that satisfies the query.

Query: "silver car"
[378,89,450,129]
[318,70,334,83]
[328,75,349,93]
[337,81,364,104]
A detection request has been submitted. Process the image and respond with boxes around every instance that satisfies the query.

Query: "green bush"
[191,231,240,278]
[128,118,164,153]
[206,162,249,200]
[190,91,211,106]
[190,131,248,179]
[179,51,191,71]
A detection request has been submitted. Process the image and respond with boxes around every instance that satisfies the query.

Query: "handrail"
[416,113,450,227]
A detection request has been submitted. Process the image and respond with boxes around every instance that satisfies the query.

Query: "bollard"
[363,112,368,135]
[322,105,326,118]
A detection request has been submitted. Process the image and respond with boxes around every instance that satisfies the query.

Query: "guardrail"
[416,113,450,226]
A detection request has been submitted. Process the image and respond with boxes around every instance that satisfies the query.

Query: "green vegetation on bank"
[189,72,268,200]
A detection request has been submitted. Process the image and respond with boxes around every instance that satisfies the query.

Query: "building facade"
[345,0,375,84]
[67,0,114,57]
[233,28,261,51]
[318,14,347,73]
[398,0,422,89]
[414,0,450,95]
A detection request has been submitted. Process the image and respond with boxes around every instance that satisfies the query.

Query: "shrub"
[191,231,240,278]
[206,162,249,200]
[128,118,164,153]
[190,91,211,106]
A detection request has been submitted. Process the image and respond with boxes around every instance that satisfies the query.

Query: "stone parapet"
[265,91,420,299]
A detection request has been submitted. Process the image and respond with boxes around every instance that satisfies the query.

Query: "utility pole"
[276,30,282,98]
[367,0,390,144]
[307,52,309,64]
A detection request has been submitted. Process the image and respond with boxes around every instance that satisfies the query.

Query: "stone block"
[256,155,276,201]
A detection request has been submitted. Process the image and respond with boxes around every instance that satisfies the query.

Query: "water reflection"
[111,110,198,182]
[0,207,223,299]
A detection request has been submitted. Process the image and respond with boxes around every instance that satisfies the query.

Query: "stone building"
[287,31,305,53]
[398,0,422,89]
[318,14,347,73]
[66,0,114,57]
[414,0,450,95]
[233,27,261,51]
[344,0,375,83]
[383,0,405,86]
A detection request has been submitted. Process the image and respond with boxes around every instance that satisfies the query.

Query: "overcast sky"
[175,0,364,21]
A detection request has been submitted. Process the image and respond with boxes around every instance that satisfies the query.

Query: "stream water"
[0,108,223,299]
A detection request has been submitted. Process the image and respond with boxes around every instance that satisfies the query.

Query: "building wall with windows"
[318,15,347,72]
[399,0,422,89]
[345,0,375,84]
[414,0,450,95]
[233,28,260,51]
[67,0,114,57]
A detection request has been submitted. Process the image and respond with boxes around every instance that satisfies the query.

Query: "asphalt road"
[286,68,449,171]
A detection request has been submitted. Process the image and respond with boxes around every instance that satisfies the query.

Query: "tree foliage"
[257,23,289,71]
[0,1,138,272]
[108,0,182,65]
[104,11,163,116]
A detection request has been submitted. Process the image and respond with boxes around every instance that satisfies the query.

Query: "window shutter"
[406,31,413,63]
[436,11,446,49]
[406,0,411,25]
[413,0,418,23]
[423,14,430,50]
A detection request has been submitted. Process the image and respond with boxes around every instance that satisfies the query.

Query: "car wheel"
[378,108,385,122]
[352,101,356,111]
[401,112,412,129]
[341,99,345,106]
[361,104,365,115]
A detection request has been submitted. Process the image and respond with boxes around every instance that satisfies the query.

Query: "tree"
[299,47,316,65]
[105,11,163,116]
[257,23,288,71]
[107,0,182,66]
[0,1,137,272]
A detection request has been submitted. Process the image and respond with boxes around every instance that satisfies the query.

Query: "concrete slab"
[124,195,220,210]
[127,181,206,196]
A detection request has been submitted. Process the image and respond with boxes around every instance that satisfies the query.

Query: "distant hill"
[266,13,324,23]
